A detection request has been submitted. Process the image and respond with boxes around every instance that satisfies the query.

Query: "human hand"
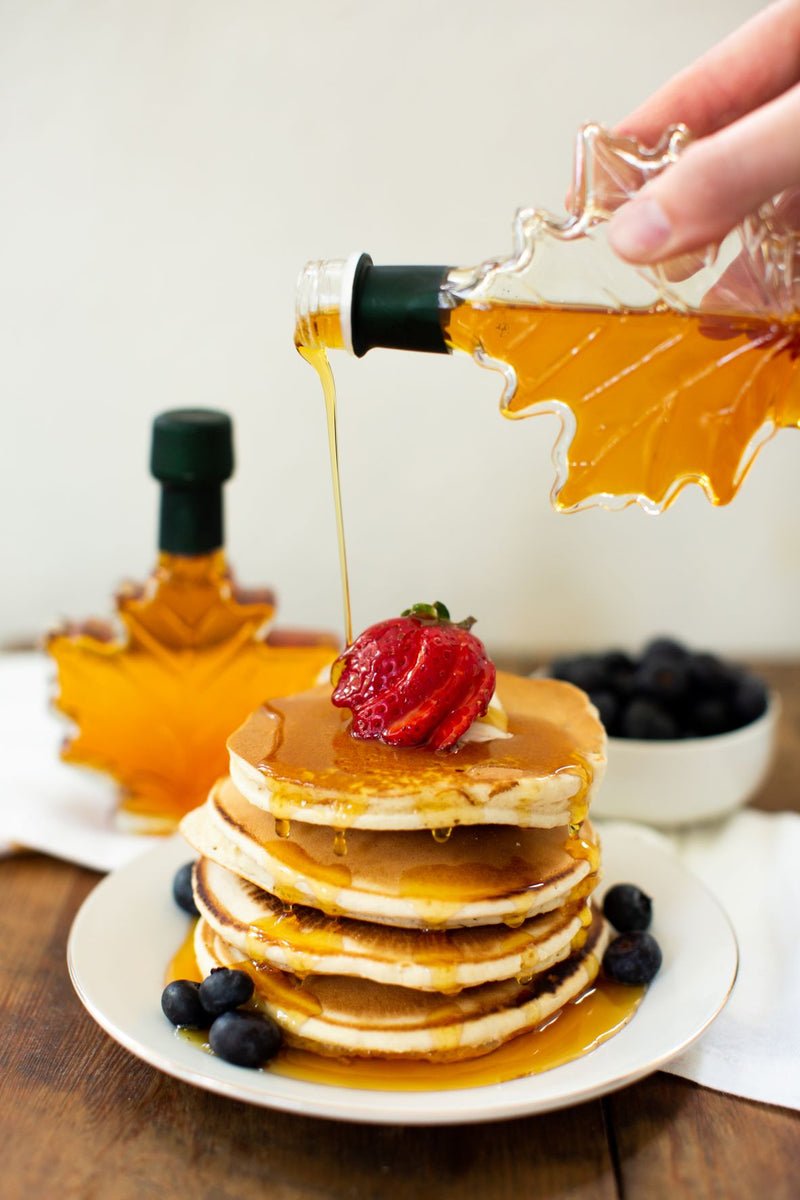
[607,0,800,264]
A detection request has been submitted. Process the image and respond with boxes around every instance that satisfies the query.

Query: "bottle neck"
[155,548,228,581]
[295,254,451,358]
[158,484,224,555]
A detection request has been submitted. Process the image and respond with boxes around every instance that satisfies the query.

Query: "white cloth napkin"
[652,809,800,1111]
[2,651,799,1110]
[0,651,152,870]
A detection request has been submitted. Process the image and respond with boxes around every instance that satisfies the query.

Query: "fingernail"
[608,198,673,261]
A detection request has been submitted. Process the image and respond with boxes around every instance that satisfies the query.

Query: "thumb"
[607,82,800,264]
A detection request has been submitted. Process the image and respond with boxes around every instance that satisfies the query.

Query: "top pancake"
[228,671,606,831]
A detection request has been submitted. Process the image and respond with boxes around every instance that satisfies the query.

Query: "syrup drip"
[568,904,594,954]
[177,1026,210,1052]
[246,910,345,962]
[296,344,353,645]
[275,818,291,840]
[165,923,202,984]
[558,755,593,833]
[332,828,348,857]
[432,827,453,843]
[261,836,352,913]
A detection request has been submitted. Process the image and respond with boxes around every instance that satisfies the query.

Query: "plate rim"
[66,824,738,1125]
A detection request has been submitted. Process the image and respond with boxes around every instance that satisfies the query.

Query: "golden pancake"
[194,910,610,1060]
[227,672,606,832]
[180,778,600,928]
[193,855,593,992]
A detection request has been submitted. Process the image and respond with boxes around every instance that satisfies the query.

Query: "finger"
[615,0,800,146]
[607,81,800,264]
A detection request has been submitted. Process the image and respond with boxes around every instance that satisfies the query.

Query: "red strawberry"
[331,602,496,750]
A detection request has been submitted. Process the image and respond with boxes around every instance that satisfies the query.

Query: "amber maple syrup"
[444,302,800,510]
[270,978,643,1092]
[238,680,597,803]
[47,553,340,830]
[296,339,353,646]
[298,290,800,513]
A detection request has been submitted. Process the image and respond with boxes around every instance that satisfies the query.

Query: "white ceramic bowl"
[592,692,780,828]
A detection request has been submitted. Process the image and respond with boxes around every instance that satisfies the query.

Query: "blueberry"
[209,1010,282,1068]
[588,689,620,734]
[198,967,255,1016]
[172,861,199,916]
[161,980,209,1028]
[600,649,636,676]
[635,653,691,705]
[603,932,662,985]
[731,673,768,729]
[642,636,688,663]
[619,697,679,740]
[687,652,736,699]
[550,641,767,742]
[603,883,652,932]
[550,654,609,694]
[688,697,736,737]
[600,650,637,696]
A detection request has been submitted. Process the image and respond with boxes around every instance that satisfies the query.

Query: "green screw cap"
[150,409,234,484]
[350,257,449,358]
[150,409,235,554]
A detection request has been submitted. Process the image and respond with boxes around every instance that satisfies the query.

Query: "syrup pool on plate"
[165,927,644,1092]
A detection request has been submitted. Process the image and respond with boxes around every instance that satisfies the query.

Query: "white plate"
[67,825,737,1125]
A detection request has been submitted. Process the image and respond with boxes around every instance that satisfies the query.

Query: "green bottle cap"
[150,409,234,554]
[150,409,234,485]
[349,257,450,357]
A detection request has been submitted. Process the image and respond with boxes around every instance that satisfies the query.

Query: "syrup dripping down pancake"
[181,779,600,929]
[193,855,593,992]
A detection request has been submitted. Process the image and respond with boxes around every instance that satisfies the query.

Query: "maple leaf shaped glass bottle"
[47,409,338,833]
[296,123,800,514]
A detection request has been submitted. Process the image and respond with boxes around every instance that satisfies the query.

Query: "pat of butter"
[459,693,513,745]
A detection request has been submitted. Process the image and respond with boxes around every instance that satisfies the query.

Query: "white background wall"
[2,0,794,661]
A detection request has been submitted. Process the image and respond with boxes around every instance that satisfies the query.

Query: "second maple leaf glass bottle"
[296,123,800,514]
[47,409,338,834]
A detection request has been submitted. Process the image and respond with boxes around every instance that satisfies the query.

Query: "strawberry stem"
[402,601,451,622]
[400,602,477,631]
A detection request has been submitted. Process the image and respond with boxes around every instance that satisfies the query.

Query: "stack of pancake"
[180,671,609,1061]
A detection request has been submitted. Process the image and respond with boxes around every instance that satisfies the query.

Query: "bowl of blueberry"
[547,637,779,827]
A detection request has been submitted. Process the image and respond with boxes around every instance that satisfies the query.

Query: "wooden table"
[3,661,800,1200]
